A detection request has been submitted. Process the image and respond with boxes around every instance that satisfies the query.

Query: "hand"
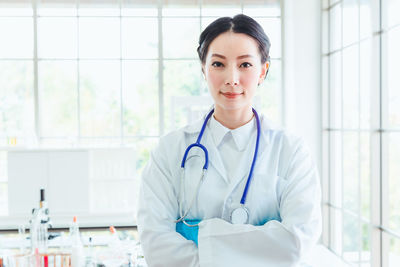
[176,219,201,246]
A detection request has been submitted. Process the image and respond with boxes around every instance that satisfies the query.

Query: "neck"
[213,105,254,130]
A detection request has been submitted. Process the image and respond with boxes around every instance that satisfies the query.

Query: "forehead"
[207,31,260,57]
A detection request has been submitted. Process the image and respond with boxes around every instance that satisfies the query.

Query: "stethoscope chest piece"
[230,205,249,224]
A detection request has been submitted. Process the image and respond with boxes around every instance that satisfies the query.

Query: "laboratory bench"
[0,227,146,267]
[1,227,351,267]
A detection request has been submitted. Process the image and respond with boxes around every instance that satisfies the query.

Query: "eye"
[211,61,224,67]
[240,62,252,68]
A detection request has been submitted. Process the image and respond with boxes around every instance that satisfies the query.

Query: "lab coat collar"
[182,112,272,149]
[182,112,274,184]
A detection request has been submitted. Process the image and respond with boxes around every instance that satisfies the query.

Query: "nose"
[224,67,239,86]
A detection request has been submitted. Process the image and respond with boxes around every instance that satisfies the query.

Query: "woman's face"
[203,31,269,113]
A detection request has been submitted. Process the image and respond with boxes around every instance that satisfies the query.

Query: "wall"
[283,0,322,172]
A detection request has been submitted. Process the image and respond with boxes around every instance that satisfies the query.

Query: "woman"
[137,14,321,267]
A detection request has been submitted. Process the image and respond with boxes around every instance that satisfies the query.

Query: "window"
[0,0,282,227]
[322,0,400,266]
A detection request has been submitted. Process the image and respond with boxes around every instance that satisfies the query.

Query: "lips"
[220,92,243,99]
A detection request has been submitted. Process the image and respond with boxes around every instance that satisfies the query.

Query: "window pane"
[342,45,359,129]
[79,18,120,59]
[122,60,159,136]
[322,10,329,54]
[343,213,360,264]
[38,18,78,59]
[256,59,281,125]
[163,18,199,59]
[322,131,330,203]
[0,1,32,16]
[343,0,359,47]
[254,18,281,58]
[78,0,120,16]
[123,137,158,174]
[330,4,342,52]
[331,132,343,208]
[382,0,400,29]
[331,208,343,254]
[322,56,329,128]
[162,0,200,16]
[360,39,372,129]
[386,27,400,128]
[243,1,280,17]
[342,132,359,213]
[201,0,241,17]
[37,0,77,16]
[360,0,373,39]
[0,61,34,139]
[39,61,78,137]
[360,133,370,220]
[0,18,33,59]
[163,60,207,132]
[388,133,400,233]
[80,60,121,137]
[201,16,219,31]
[330,52,342,128]
[361,223,371,264]
[388,236,400,267]
[79,137,122,147]
[121,18,158,59]
[41,137,80,148]
[121,0,157,16]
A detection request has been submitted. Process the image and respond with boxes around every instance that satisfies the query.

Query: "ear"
[258,61,269,84]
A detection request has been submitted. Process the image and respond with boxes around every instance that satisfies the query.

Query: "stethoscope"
[175,107,261,227]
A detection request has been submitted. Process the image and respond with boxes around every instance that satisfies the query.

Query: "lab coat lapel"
[203,131,228,183]
[183,117,228,183]
[226,115,271,194]
[254,115,272,163]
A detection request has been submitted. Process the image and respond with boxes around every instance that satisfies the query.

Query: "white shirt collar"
[209,115,255,151]
[209,115,230,148]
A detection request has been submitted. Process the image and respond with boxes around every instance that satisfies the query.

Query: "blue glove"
[176,220,201,246]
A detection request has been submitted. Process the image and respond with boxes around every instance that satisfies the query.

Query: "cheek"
[207,71,223,89]
[240,71,260,86]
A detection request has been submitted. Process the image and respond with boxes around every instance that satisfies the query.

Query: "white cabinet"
[5,148,137,228]
[8,150,89,217]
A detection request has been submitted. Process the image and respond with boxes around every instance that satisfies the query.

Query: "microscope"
[29,188,52,252]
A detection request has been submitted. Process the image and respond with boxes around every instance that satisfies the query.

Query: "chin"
[217,102,251,112]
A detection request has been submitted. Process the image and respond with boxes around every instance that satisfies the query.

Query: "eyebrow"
[211,53,254,60]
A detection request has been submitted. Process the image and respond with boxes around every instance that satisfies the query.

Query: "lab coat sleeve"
[197,138,322,267]
[137,140,200,267]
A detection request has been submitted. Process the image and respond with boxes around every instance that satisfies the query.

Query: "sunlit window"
[322,0,400,265]
[0,0,282,227]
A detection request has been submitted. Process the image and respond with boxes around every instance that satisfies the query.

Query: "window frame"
[322,0,400,266]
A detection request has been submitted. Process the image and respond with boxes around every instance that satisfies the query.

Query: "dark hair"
[197,14,271,65]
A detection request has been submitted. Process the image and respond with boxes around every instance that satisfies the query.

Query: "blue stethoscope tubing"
[175,107,261,226]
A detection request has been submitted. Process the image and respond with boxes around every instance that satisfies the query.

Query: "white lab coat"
[137,113,322,267]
